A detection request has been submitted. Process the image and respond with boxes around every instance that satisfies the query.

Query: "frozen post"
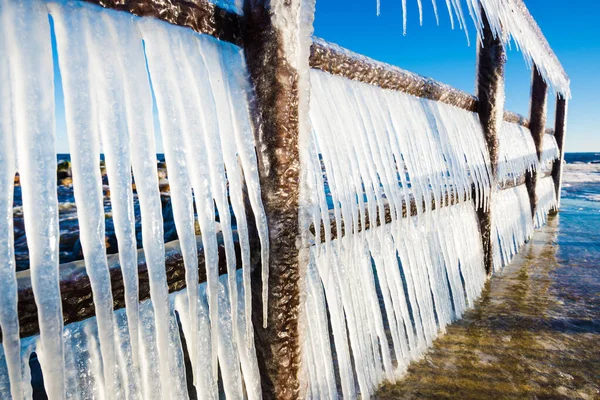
[475,8,505,275]
[525,65,548,218]
[550,97,568,213]
[243,0,314,398]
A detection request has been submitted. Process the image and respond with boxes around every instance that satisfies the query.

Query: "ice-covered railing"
[302,202,487,397]
[391,0,570,98]
[0,0,571,397]
[0,0,268,398]
[307,68,492,242]
[541,133,561,168]
[497,122,538,184]
[491,185,534,272]
[535,176,558,229]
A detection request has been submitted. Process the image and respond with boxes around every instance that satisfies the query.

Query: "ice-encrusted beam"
[475,8,504,275]
[310,38,479,112]
[0,234,244,341]
[550,97,568,212]
[471,0,570,98]
[392,0,569,97]
[310,172,552,244]
[242,0,313,398]
[309,39,553,132]
[82,0,243,45]
[525,65,549,218]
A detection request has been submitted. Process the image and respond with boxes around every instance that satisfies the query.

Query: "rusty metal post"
[242,0,314,398]
[475,8,505,275]
[525,65,548,218]
[550,97,568,213]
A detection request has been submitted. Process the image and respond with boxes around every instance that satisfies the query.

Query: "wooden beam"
[242,0,313,398]
[83,0,243,45]
[550,97,568,212]
[0,234,243,341]
[525,65,549,218]
[475,8,505,275]
[309,39,478,112]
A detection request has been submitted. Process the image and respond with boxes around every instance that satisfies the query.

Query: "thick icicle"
[220,47,270,329]
[138,20,221,379]
[534,176,558,228]
[491,185,534,271]
[50,4,125,395]
[2,1,64,398]
[0,15,22,397]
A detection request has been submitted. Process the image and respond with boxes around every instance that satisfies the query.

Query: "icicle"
[50,4,128,395]
[0,14,22,397]
[138,19,221,384]
[112,19,174,400]
[431,0,439,25]
[193,35,241,341]
[534,176,558,228]
[2,1,64,397]
[497,122,538,184]
[540,133,560,168]
[491,185,534,271]
[223,48,270,331]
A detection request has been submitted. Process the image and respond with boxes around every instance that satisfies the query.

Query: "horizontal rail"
[74,3,551,134]
[309,39,553,133]
[310,170,554,243]
[83,0,243,46]
[309,39,478,112]
[1,232,248,340]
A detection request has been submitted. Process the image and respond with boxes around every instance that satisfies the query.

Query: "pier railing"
[1,0,568,398]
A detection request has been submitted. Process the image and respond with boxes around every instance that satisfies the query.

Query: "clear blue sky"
[313,0,600,152]
[53,1,598,153]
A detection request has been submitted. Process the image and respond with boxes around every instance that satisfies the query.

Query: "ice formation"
[301,202,487,397]
[497,122,538,184]
[491,185,534,272]
[304,69,490,396]
[390,0,570,97]
[308,69,492,226]
[0,271,261,399]
[534,176,558,229]
[0,0,268,397]
[0,8,22,398]
[0,0,64,398]
[540,133,560,169]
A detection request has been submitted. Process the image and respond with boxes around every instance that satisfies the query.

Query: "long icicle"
[3,1,65,398]
[49,3,118,396]
[0,13,23,397]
